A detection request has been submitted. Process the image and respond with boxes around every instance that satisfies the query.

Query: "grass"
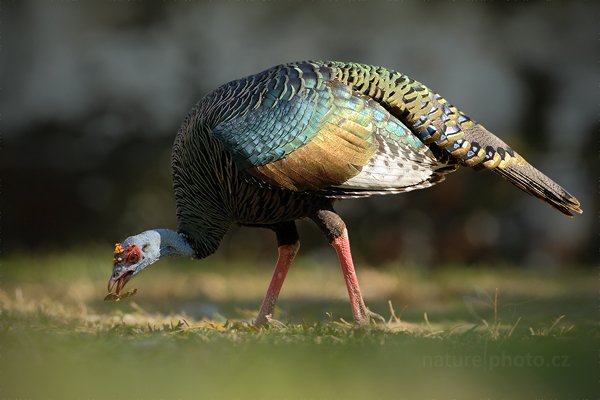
[0,249,597,399]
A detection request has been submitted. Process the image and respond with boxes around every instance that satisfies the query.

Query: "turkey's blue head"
[107,230,163,295]
[107,229,194,295]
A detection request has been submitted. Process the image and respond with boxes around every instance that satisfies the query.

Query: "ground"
[0,250,597,399]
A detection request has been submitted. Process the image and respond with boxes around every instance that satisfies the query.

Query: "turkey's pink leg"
[255,241,300,326]
[331,229,374,324]
[311,209,383,325]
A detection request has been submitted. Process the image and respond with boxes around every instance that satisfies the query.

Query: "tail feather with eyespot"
[320,61,583,217]
[449,122,582,217]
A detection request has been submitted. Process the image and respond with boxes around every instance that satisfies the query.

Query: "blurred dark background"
[2,1,597,268]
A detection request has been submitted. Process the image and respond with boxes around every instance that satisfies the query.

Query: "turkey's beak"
[107,276,117,292]
[107,270,134,295]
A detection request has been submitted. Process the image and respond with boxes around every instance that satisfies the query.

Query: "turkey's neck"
[155,229,195,258]
[172,119,235,259]
[178,219,230,259]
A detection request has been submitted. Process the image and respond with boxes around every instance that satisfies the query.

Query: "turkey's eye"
[142,244,149,252]
[125,251,140,264]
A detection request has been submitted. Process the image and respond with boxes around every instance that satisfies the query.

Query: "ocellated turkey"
[107,61,582,325]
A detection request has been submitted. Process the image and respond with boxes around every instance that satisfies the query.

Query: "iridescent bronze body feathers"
[172,61,581,259]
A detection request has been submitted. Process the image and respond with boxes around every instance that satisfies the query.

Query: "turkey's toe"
[359,308,386,325]
[254,312,274,327]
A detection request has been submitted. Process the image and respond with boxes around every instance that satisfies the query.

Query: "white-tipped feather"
[338,135,439,190]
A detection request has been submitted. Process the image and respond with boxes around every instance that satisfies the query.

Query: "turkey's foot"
[355,308,386,326]
[254,313,271,327]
